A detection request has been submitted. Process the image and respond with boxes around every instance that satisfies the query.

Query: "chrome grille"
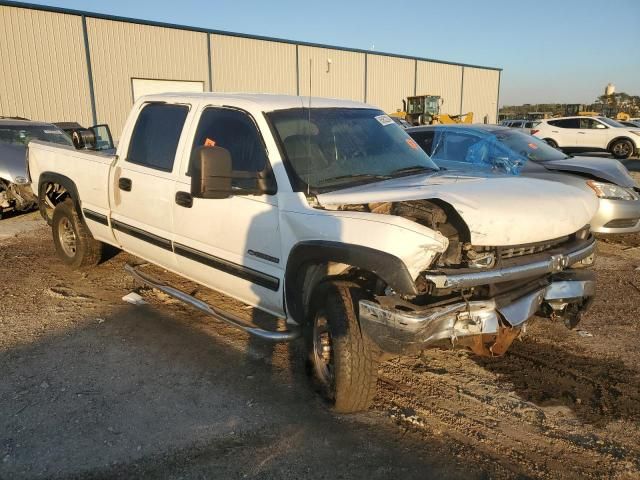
[498,236,570,260]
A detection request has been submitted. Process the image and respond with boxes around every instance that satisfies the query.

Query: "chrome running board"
[124,264,300,342]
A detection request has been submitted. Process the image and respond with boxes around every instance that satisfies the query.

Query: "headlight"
[586,180,638,201]
[466,251,496,269]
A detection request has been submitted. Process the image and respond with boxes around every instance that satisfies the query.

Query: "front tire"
[306,281,380,413]
[610,139,634,159]
[52,199,103,269]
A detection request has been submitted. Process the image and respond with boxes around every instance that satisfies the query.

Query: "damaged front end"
[0,179,37,216]
[360,269,595,357]
[344,200,597,357]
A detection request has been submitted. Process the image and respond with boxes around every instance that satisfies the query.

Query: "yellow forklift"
[390,95,473,125]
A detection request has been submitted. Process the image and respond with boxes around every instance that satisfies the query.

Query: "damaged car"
[408,124,640,234]
[0,118,73,218]
[28,94,598,412]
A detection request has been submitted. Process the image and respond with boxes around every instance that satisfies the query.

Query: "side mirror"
[70,124,114,151]
[191,146,233,199]
[595,123,607,129]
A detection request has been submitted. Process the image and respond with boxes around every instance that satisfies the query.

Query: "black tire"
[52,199,103,269]
[544,138,558,148]
[609,138,634,159]
[305,281,379,413]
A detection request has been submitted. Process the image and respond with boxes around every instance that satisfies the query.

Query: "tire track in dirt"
[376,352,640,479]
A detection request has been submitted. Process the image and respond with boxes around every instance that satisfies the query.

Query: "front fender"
[284,240,419,324]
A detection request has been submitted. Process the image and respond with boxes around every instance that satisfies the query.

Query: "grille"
[472,235,571,262]
[497,235,570,260]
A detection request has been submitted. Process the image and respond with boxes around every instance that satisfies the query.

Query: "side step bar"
[124,264,300,342]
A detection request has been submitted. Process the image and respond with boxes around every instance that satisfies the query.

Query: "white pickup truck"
[28,93,599,412]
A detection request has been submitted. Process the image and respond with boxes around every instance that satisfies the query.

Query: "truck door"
[109,102,192,270]
[172,106,284,316]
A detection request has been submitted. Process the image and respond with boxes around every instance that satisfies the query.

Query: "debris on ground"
[122,292,147,305]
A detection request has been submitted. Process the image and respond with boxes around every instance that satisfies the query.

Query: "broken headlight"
[465,249,496,269]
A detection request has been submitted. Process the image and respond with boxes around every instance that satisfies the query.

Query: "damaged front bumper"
[360,269,595,357]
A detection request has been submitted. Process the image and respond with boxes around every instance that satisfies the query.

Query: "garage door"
[131,78,205,101]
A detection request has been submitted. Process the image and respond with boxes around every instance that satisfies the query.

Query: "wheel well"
[284,241,419,324]
[607,136,636,151]
[38,172,81,213]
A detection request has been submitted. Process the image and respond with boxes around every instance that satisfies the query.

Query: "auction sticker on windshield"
[375,114,394,126]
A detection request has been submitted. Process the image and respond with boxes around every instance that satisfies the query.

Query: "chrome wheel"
[58,217,77,257]
[312,311,335,398]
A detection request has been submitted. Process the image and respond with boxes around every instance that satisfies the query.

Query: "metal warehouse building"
[0,1,501,137]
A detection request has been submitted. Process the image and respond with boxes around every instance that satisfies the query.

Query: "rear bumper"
[422,236,596,290]
[360,269,595,357]
[590,198,640,234]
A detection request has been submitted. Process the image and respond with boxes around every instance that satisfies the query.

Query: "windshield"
[267,108,439,191]
[598,117,625,128]
[492,129,569,162]
[0,125,73,147]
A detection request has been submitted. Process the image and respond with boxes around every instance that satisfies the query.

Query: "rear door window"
[126,103,189,172]
[548,118,580,128]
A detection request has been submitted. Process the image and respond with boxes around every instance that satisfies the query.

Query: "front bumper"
[590,198,640,234]
[360,269,595,357]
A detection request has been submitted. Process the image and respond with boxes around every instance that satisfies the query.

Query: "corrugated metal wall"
[86,18,209,134]
[0,6,93,125]
[461,67,500,124]
[297,46,365,101]
[366,55,415,113]
[211,35,297,94]
[0,3,501,132]
[416,61,463,116]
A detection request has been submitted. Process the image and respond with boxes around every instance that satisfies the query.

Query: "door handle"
[118,177,132,191]
[175,191,193,208]
[577,132,586,134]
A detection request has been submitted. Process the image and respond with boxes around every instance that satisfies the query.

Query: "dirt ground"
[1,211,640,479]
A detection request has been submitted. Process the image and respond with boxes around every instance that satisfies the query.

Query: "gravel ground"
[1,211,640,479]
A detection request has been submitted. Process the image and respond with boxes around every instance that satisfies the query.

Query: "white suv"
[532,116,640,159]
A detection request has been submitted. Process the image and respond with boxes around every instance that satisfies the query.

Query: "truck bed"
[28,140,116,243]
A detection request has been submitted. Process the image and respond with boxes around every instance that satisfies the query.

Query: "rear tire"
[544,138,558,148]
[609,139,634,159]
[306,281,380,413]
[52,199,103,269]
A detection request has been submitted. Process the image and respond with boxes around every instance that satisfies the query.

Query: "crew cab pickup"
[28,93,599,412]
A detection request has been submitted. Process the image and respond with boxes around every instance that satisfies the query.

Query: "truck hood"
[538,156,638,189]
[316,173,599,246]
[0,143,27,183]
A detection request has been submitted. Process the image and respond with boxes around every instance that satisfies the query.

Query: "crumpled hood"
[0,143,27,183]
[540,156,638,188]
[316,173,599,246]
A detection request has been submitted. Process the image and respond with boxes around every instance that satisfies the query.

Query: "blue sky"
[22,0,640,106]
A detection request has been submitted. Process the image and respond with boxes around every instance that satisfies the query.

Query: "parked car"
[0,118,74,218]
[407,124,640,234]
[531,116,640,159]
[28,93,597,412]
[500,119,539,129]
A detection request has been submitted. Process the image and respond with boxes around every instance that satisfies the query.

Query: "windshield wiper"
[389,165,438,176]
[318,173,391,185]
